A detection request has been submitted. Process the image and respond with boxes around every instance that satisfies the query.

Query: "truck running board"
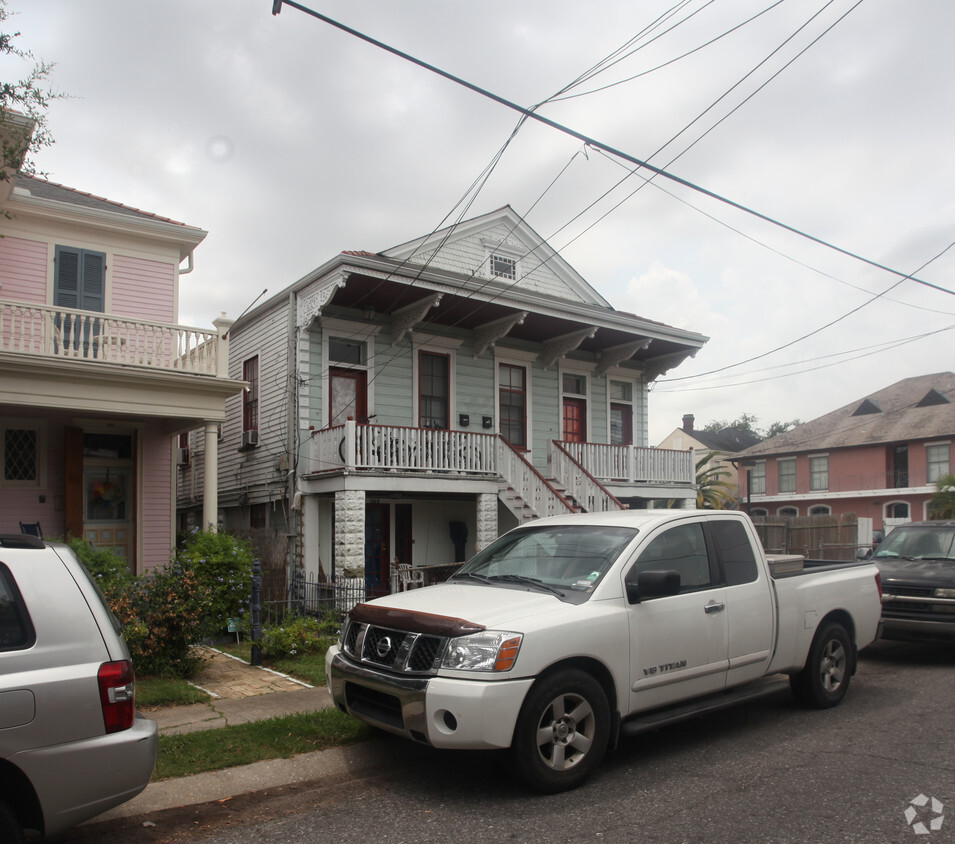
[619,676,791,738]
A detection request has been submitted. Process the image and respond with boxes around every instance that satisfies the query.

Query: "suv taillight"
[98,660,135,733]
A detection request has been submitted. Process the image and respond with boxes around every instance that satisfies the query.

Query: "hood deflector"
[350,603,486,637]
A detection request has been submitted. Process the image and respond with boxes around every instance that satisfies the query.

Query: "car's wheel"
[790,621,853,709]
[0,798,25,844]
[512,669,610,794]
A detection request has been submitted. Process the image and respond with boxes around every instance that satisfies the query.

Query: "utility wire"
[273,0,953,299]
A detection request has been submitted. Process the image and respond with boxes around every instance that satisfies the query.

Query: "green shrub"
[107,566,206,677]
[68,538,133,592]
[174,530,255,640]
[262,614,338,659]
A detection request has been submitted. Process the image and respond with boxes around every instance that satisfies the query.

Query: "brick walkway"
[189,646,312,699]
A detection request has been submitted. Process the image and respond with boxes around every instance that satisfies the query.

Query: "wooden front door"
[364,503,390,598]
[563,397,587,442]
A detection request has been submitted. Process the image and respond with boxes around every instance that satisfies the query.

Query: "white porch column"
[302,493,320,581]
[476,493,498,553]
[202,422,219,532]
[334,489,365,575]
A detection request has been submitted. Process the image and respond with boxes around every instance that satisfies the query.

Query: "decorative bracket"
[391,293,442,345]
[539,326,598,369]
[643,350,698,381]
[296,275,346,328]
[594,339,652,377]
[473,311,527,358]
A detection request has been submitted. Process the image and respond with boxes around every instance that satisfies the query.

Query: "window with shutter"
[54,246,105,312]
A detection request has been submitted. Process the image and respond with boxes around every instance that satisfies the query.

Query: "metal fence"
[261,571,369,624]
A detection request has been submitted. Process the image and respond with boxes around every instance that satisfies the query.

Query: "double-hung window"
[419,351,449,429]
[499,363,527,448]
[243,357,259,432]
[927,443,951,483]
[809,455,828,491]
[749,461,766,495]
[778,458,796,494]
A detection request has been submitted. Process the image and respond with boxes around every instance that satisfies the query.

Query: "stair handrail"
[550,440,626,512]
[497,436,577,519]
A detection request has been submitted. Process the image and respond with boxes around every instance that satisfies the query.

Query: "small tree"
[928,474,955,520]
[1,0,66,181]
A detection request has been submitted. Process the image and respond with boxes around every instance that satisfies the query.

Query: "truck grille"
[342,621,447,674]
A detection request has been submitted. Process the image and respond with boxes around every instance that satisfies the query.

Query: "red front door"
[563,398,587,442]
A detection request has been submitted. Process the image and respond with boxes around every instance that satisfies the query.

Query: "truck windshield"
[873,527,955,561]
[453,525,639,592]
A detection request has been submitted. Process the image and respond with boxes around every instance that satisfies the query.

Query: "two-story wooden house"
[178,207,707,594]
[736,372,954,532]
[0,125,244,571]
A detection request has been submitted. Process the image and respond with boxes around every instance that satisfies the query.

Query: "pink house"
[735,372,954,533]
[0,124,244,572]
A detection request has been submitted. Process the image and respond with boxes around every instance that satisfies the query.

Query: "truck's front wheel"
[512,669,610,793]
[790,621,853,709]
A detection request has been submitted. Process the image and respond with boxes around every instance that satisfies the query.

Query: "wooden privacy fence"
[750,514,861,561]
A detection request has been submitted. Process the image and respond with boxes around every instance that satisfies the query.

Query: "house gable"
[380,206,611,309]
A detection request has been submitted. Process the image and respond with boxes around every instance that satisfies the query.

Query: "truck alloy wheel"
[513,669,610,793]
[790,621,853,709]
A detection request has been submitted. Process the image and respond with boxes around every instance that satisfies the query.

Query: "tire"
[512,669,610,794]
[0,799,25,844]
[790,622,853,709]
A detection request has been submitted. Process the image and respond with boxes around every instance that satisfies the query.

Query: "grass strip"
[138,676,211,709]
[154,709,373,780]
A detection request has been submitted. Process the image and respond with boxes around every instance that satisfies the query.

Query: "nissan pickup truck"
[327,509,883,793]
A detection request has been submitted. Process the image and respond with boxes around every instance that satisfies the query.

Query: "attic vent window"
[917,388,951,407]
[852,398,882,416]
[490,254,516,280]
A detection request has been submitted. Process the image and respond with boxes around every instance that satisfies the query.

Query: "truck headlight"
[441,631,522,672]
[933,588,955,598]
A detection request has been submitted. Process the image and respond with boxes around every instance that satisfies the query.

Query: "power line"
[273,0,953,299]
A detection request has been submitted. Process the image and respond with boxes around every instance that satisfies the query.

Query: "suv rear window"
[0,563,36,650]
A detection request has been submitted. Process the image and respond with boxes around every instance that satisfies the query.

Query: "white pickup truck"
[327,509,883,792]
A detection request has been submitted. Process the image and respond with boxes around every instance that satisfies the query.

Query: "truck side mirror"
[626,570,681,604]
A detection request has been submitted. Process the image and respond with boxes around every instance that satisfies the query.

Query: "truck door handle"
[704,602,726,614]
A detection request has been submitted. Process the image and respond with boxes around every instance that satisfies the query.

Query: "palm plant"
[696,451,735,510]
[928,474,955,519]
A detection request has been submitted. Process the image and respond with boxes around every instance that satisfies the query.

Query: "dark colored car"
[872,521,955,643]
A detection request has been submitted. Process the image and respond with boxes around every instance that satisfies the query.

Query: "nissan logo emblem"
[376,636,392,658]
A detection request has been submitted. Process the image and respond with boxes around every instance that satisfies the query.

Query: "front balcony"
[308,421,695,513]
[0,299,226,376]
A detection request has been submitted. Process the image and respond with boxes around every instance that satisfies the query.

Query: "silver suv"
[0,534,157,841]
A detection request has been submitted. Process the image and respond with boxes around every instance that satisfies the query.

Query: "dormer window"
[490,254,516,280]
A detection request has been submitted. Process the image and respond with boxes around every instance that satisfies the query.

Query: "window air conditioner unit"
[176,447,190,466]
[242,430,259,448]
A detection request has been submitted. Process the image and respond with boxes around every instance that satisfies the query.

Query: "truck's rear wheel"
[512,669,609,793]
[790,621,852,709]
[0,799,25,844]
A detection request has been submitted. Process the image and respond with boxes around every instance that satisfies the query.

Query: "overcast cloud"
[5,0,954,444]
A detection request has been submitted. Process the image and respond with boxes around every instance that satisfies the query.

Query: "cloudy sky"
[5,0,954,444]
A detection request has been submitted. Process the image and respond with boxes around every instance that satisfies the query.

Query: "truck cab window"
[628,523,711,592]
[709,520,759,585]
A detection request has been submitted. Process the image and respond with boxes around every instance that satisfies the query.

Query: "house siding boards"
[0,236,47,302]
[196,206,705,589]
[738,372,954,529]
[110,255,175,323]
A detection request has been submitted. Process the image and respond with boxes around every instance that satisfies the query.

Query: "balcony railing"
[557,441,695,486]
[0,300,221,376]
[310,422,695,490]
